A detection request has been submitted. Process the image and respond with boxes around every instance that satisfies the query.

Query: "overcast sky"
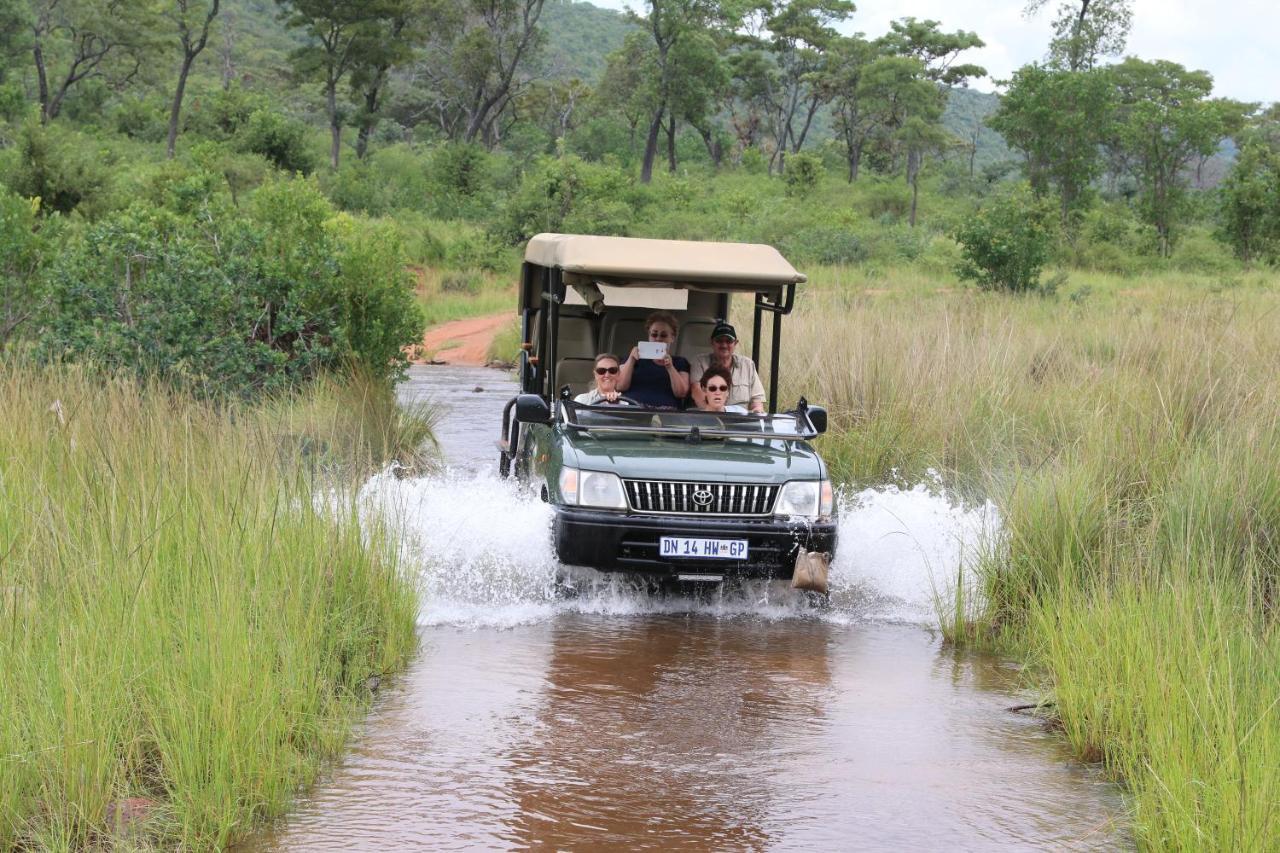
[590,1,1276,105]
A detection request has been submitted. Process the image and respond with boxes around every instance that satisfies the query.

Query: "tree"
[1024,0,1132,71]
[879,18,984,192]
[29,0,156,122]
[989,63,1116,225]
[954,185,1055,293]
[1108,58,1250,255]
[348,0,436,158]
[817,35,878,181]
[1219,135,1280,264]
[754,0,854,174]
[276,0,391,169]
[164,0,221,159]
[628,0,728,183]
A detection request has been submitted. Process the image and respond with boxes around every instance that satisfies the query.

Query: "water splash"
[357,468,999,629]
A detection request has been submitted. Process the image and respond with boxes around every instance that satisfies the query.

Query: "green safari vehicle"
[498,234,836,583]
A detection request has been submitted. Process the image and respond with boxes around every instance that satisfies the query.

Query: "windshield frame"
[561,401,820,440]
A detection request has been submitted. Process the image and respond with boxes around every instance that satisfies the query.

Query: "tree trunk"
[909,172,919,228]
[697,126,721,168]
[666,115,677,173]
[639,104,664,184]
[167,55,196,159]
[328,83,341,169]
[33,40,50,123]
[355,78,382,159]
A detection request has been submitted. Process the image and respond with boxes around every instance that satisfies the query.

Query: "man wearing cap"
[689,322,766,413]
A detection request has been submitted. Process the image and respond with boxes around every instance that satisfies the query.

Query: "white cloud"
[585,0,1276,103]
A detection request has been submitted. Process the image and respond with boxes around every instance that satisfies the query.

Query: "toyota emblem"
[692,489,714,507]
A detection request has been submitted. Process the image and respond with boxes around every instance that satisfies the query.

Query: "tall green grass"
[0,365,424,849]
[789,267,1280,848]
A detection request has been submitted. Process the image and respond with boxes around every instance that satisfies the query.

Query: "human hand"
[603,390,620,402]
[628,346,639,362]
[656,354,673,369]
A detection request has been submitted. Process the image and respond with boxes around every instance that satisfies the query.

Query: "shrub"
[37,178,421,397]
[954,186,1055,293]
[739,146,766,174]
[112,95,168,142]
[5,118,110,215]
[784,152,823,198]
[237,109,315,174]
[0,189,58,348]
[184,84,270,140]
[778,226,868,265]
[496,154,634,243]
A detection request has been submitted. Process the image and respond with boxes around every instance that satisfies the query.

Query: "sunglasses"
[705,384,729,392]
[594,366,619,375]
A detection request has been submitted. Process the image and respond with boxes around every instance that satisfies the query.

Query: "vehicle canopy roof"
[523,233,807,295]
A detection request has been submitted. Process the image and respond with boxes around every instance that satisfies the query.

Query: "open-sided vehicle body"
[499,233,836,582]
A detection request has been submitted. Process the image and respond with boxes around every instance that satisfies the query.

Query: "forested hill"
[541,0,639,83]
[540,0,1010,165]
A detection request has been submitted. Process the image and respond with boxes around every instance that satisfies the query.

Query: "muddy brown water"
[247,366,1126,851]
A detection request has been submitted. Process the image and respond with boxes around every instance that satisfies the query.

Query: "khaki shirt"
[689,353,766,409]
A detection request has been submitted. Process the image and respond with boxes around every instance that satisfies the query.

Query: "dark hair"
[699,365,732,389]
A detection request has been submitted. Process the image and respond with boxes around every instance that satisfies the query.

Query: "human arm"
[616,346,639,392]
[665,355,691,399]
[748,360,766,413]
[689,355,707,408]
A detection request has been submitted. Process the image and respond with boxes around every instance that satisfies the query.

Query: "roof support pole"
[769,309,782,415]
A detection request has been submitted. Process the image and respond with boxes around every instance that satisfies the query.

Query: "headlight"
[559,467,627,510]
[775,480,834,519]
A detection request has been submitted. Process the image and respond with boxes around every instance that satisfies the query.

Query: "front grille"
[623,479,779,516]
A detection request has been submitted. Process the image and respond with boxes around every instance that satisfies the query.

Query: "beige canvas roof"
[524,233,806,291]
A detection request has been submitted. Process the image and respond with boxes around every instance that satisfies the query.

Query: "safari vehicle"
[498,233,836,583]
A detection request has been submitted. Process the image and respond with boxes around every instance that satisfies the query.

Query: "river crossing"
[247,364,1127,850]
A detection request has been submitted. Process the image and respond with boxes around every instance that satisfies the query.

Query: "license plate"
[659,537,748,559]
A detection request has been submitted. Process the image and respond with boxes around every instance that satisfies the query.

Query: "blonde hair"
[645,310,679,336]
[593,352,620,367]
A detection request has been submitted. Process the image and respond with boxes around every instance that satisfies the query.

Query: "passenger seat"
[555,315,599,398]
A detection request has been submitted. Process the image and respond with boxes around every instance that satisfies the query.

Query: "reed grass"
[0,364,424,849]
[786,265,1280,848]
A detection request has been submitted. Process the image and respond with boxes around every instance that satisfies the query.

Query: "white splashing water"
[357,468,1000,629]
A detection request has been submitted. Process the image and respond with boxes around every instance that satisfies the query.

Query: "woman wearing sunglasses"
[574,353,632,405]
[696,366,747,414]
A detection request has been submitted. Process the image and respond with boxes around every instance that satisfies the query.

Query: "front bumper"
[553,507,838,578]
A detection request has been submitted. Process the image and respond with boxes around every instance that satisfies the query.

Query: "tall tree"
[29,0,154,122]
[989,63,1116,225]
[879,18,984,189]
[458,0,547,144]
[348,0,436,158]
[631,0,727,183]
[1024,0,1132,71]
[754,0,854,173]
[817,34,878,181]
[1108,58,1250,255]
[277,0,389,169]
[164,0,220,159]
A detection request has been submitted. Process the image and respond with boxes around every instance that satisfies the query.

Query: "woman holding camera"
[616,310,691,409]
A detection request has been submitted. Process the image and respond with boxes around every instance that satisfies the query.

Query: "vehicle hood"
[560,431,827,484]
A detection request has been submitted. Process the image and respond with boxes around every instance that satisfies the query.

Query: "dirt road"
[414,313,511,366]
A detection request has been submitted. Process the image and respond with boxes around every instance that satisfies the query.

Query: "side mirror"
[806,405,828,435]
[515,393,552,424]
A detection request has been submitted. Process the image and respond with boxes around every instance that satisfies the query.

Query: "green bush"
[784,152,824,198]
[184,84,270,140]
[496,153,634,243]
[5,118,111,215]
[236,108,315,175]
[0,189,58,349]
[112,95,169,143]
[954,185,1055,293]
[37,178,421,397]
[739,147,766,174]
[778,226,868,265]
